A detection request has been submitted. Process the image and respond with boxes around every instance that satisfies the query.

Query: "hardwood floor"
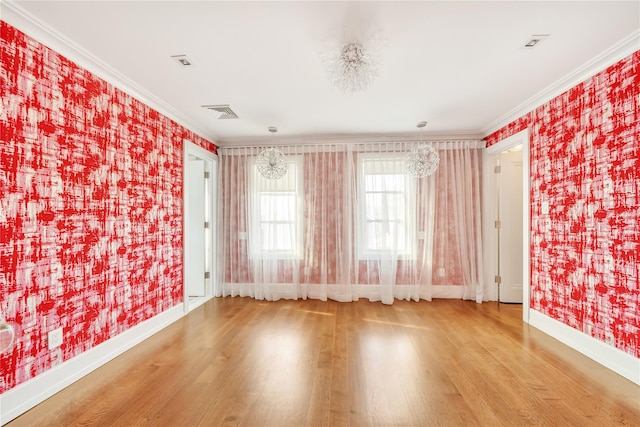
[6,298,639,426]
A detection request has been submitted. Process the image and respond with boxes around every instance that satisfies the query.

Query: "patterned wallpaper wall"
[485,51,639,358]
[0,21,216,393]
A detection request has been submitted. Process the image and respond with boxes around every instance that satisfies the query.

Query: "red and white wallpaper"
[485,51,639,358]
[0,21,216,393]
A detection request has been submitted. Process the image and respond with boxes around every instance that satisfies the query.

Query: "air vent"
[522,34,549,49]
[201,104,239,119]
[171,54,193,67]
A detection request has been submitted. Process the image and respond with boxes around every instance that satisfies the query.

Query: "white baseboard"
[0,303,185,425]
[222,282,471,303]
[186,295,214,312]
[529,309,640,385]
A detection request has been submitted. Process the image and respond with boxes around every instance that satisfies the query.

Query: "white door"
[484,129,530,321]
[185,157,206,297]
[497,149,523,303]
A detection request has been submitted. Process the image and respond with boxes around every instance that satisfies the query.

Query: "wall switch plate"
[48,327,63,350]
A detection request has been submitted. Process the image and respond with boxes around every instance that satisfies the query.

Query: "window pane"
[260,193,295,221]
[365,193,405,220]
[365,174,405,192]
[365,222,384,251]
[358,155,414,258]
[365,175,383,191]
[276,224,294,251]
[260,223,295,251]
[387,194,405,220]
[366,221,407,252]
[387,174,406,191]
[259,194,273,221]
[365,193,381,220]
[391,222,406,250]
[250,155,303,259]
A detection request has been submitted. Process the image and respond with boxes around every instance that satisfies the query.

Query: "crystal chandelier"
[256,127,288,180]
[321,28,383,94]
[405,121,440,178]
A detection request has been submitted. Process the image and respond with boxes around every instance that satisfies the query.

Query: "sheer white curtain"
[217,141,486,304]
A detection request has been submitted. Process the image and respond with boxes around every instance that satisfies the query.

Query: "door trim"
[183,139,217,313]
[484,129,530,323]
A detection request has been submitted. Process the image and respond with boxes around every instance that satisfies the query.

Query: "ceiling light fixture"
[320,27,383,94]
[171,54,193,67]
[256,127,288,180]
[522,34,550,49]
[405,121,440,178]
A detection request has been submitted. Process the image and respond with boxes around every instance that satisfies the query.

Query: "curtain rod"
[217,132,484,147]
[218,140,486,153]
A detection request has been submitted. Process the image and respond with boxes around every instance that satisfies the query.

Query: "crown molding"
[2,1,216,144]
[481,30,640,138]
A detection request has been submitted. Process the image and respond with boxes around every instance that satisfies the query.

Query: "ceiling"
[4,1,639,145]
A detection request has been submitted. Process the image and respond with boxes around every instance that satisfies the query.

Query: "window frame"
[248,154,304,260]
[357,153,417,260]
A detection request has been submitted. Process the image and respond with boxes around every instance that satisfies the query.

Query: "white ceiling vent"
[522,34,550,49]
[202,104,239,119]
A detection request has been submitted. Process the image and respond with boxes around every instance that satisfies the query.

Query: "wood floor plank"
[5,298,639,427]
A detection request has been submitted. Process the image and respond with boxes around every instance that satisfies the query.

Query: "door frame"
[183,139,217,313]
[483,129,530,323]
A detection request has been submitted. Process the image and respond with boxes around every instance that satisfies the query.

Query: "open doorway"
[483,129,530,323]
[183,140,217,312]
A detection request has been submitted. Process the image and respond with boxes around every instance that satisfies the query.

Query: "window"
[249,156,303,259]
[358,154,416,259]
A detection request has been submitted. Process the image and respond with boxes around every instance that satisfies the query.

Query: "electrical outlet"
[438,268,446,277]
[541,201,549,215]
[48,327,63,350]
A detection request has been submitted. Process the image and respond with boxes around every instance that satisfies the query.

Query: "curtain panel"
[216,141,486,304]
